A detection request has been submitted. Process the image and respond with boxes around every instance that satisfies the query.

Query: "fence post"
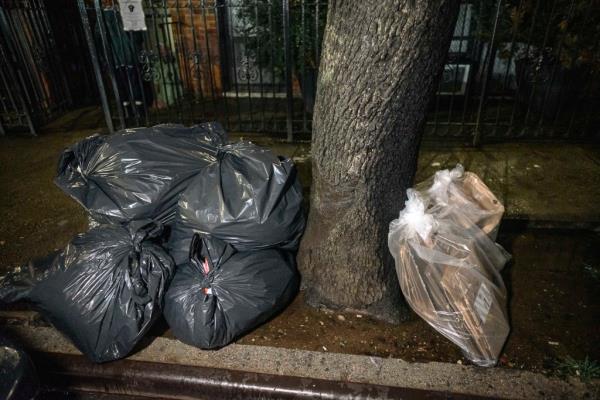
[473,0,502,146]
[77,0,114,133]
[283,0,294,142]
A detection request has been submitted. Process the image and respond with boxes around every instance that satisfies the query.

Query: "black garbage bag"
[0,335,39,400]
[164,234,299,349]
[0,221,174,363]
[55,123,226,225]
[169,141,305,263]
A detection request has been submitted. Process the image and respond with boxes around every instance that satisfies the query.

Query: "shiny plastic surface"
[169,141,305,263]
[388,190,510,367]
[55,123,226,224]
[164,234,299,349]
[0,222,174,363]
[416,164,504,240]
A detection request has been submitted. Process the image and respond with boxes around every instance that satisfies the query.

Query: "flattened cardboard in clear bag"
[388,190,510,367]
[416,164,504,240]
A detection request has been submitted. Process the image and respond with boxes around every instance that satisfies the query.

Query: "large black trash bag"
[0,221,174,363]
[55,123,226,224]
[164,234,299,349]
[169,141,305,263]
[0,335,39,400]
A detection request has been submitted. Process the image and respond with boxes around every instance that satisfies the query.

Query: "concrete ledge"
[5,325,598,400]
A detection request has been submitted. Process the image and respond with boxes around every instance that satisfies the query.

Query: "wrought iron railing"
[0,0,72,135]
[5,0,598,142]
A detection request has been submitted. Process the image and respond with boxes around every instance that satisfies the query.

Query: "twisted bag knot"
[393,189,437,241]
[429,164,464,204]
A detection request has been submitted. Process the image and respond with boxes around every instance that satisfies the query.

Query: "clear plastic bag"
[388,190,510,367]
[416,164,504,240]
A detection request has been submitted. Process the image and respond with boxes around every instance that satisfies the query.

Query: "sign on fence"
[119,0,146,31]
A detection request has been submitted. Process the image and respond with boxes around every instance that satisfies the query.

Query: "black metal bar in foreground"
[33,352,493,400]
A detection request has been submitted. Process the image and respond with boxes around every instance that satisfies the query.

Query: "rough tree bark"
[298,0,460,323]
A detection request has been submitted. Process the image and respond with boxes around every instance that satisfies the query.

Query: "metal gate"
[78,0,599,143]
[0,0,72,135]
[77,0,325,141]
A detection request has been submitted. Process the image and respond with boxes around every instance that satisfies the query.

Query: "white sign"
[120,0,147,31]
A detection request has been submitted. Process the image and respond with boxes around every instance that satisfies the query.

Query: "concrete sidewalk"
[244,136,600,228]
[6,325,598,400]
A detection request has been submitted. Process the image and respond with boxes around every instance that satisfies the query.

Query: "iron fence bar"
[444,4,469,137]
[1,50,36,134]
[28,0,67,111]
[19,3,51,110]
[537,0,575,137]
[24,0,55,110]
[8,5,45,114]
[187,0,207,123]
[215,0,231,128]
[0,66,12,121]
[301,0,306,133]
[314,0,320,63]
[148,1,174,122]
[238,2,256,130]
[225,3,243,131]
[493,0,524,138]
[282,0,293,142]
[0,41,21,123]
[113,19,141,125]
[127,30,149,125]
[34,0,72,107]
[0,6,37,135]
[255,0,266,131]
[472,0,502,146]
[161,0,184,122]
[77,0,114,133]
[268,0,277,132]
[507,0,540,136]
[173,0,193,123]
[94,0,126,129]
[522,0,557,137]
[108,1,146,126]
[0,55,20,126]
[458,0,482,138]
[201,0,219,122]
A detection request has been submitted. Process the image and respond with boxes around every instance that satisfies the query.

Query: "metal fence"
[429,0,600,144]
[77,0,325,141]
[0,0,72,135]
[46,0,600,142]
[76,0,600,143]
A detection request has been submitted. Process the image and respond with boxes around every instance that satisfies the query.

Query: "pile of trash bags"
[0,123,303,362]
[388,164,510,367]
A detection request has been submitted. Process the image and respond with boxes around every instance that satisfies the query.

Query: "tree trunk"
[298,0,460,323]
